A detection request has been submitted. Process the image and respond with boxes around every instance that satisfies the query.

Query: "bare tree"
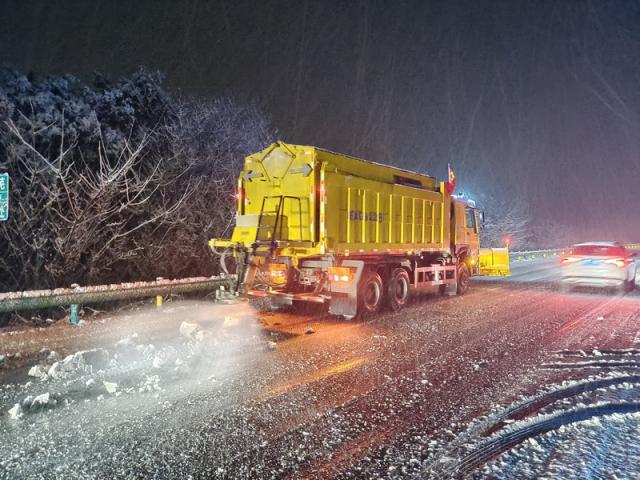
[0,69,274,292]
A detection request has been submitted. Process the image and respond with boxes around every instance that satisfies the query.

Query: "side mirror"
[630,252,638,258]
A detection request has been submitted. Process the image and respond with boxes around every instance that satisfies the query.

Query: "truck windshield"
[465,207,477,232]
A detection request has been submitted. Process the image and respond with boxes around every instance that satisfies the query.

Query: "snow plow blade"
[479,247,511,276]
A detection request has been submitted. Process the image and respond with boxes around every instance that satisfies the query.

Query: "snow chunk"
[31,392,56,410]
[103,381,118,394]
[139,375,162,393]
[65,348,109,369]
[136,344,156,359]
[28,365,47,378]
[305,327,316,335]
[152,355,166,369]
[7,403,23,420]
[179,321,200,339]
[48,348,110,378]
[48,362,62,378]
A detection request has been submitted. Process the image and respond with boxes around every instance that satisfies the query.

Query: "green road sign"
[0,173,8,221]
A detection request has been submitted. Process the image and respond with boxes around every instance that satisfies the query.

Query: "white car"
[561,242,637,292]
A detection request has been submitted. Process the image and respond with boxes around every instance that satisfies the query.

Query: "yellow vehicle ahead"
[211,142,509,318]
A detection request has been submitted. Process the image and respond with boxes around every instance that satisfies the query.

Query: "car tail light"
[267,263,288,283]
[560,256,581,265]
[604,257,627,268]
[328,266,354,284]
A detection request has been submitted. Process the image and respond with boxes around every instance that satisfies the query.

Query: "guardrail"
[510,248,567,262]
[510,244,640,262]
[0,275,236,322]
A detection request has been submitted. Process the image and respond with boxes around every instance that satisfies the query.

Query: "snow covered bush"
[0,67,273,295]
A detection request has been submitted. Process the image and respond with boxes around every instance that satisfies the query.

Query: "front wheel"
[358,270,384,317]
[387,268,410,311]
[457,264,470,295]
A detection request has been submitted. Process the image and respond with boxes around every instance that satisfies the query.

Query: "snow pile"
[0,300,267,477]
[48,348,110,379]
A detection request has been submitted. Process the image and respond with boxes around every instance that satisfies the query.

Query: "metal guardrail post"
[70,304,79,325]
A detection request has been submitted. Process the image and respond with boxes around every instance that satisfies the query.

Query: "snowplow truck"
[210,142,509,319]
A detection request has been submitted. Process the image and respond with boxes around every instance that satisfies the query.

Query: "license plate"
[582,259,602,266]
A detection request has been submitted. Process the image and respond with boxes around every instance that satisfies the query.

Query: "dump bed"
[229,142,451,260]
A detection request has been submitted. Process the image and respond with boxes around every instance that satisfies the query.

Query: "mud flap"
[442,281,458,296]
[329,260,365,318]
[270,295,293,309]
[329,295,358,318]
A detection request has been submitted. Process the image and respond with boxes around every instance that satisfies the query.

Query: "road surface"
[1,257,640,479]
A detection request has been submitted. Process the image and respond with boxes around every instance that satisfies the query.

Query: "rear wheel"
[457,264,470,295]
[628,266,637,292]
[358,270,384,317]
[387,268,410,311]
[624,279,635,293]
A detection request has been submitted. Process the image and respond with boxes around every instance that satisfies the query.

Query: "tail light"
[267,263,288,284]
[328,266,354,284]
[604,258,628,268]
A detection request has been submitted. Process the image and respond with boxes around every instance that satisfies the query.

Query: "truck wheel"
[358,270,384,316]
[387,268,410,311]
[457,264,470,295]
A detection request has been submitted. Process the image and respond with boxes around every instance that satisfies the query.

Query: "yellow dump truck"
[210,142,509,318]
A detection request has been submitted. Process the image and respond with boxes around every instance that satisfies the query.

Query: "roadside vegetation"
[0,67,274,294]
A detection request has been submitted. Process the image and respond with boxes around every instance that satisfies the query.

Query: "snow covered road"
[2,264,640,479]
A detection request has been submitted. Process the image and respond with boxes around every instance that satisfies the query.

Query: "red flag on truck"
[445,164,456,195]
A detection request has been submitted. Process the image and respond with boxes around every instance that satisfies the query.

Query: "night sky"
[2,0,640,241]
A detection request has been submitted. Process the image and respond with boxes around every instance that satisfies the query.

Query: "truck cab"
[453,198,481,273]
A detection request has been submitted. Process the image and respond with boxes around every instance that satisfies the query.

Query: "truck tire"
[387,268,410,311]
[457,264,470,295]
[358,270,384,317]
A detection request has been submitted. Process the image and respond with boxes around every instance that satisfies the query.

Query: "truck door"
[464,207,480,258]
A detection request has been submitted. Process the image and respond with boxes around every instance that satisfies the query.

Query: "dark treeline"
[0,67,273,293]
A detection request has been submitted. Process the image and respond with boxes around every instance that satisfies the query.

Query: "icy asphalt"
[2,257,640,479]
